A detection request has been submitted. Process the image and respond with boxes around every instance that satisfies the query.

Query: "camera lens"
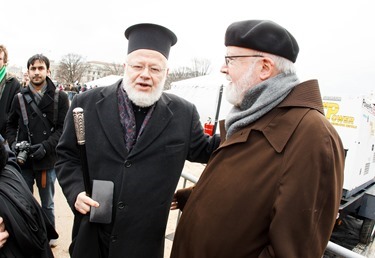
[17,151,28,165]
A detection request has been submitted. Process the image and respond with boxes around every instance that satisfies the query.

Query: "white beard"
[123,76,166,107]
[225,63,256,107]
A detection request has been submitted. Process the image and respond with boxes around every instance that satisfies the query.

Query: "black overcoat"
[0,144,58,258]
[0,76,20,137]
[6,77,69,170]
[55,80,219,258]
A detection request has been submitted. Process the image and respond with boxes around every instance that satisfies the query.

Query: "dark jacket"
[0,138,58,258]
[171,80,345,258]
[55,80,220,258]
[6,77,69,170]
[0,75,20,138]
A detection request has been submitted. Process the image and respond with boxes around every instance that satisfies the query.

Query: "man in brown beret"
[171,20,345,258]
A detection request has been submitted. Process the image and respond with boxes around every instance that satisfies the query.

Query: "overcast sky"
[2,0,374,96]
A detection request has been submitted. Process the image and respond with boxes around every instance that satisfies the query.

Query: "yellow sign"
[323,102,357,128]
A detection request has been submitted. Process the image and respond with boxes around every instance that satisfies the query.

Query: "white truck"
[323,94,375,245]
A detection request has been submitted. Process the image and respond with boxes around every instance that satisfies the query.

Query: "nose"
[220,64,228,74]
[139,67,152,77]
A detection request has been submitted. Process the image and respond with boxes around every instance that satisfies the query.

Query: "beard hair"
[225,68,254,107]
[123,76,166,107]
[30,77,46,87]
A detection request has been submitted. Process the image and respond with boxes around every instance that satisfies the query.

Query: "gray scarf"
[225,73,300,138]
[29,83,47,105]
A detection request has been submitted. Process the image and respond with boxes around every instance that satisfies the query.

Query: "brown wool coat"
[171,80,345,258]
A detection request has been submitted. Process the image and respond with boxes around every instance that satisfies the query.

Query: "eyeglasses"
[127,63,166,75]
[224,55,264,65]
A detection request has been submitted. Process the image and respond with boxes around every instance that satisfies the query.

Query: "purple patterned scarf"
[117,87,155,152]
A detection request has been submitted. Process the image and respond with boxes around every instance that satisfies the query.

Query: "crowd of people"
[0,19,344,258]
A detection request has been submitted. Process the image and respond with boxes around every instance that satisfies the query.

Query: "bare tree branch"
[164,58,212,90]
[55,53,91,84]
[103,62,124,76]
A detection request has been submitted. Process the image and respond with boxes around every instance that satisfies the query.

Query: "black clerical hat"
[125,23,177,59]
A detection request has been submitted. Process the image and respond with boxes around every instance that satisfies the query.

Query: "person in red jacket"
[171,20,345,258]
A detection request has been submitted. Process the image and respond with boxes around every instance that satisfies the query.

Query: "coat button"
[124,160,132,168]
[43,131,47,135]
[43,113,47,117]
[118,202,125,209]
[110,235,117,243]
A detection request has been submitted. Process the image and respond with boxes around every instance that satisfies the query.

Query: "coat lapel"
[95,87,173,159]
[95,83,127,158]
[129,94,173,158]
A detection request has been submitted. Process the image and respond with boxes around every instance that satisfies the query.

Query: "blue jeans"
[21,168,56,228]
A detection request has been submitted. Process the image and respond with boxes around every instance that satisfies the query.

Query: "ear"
[47,69,51,76]
[259,58,275,80]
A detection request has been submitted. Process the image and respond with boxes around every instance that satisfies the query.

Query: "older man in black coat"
[55,23,220,258]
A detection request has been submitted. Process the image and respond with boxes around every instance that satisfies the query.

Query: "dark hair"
[27,54,50,70]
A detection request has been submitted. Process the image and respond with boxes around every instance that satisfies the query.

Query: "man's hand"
[0,217,9,249]
[170,194,179,210]
[75,192,100,215]
[30,144,46,160]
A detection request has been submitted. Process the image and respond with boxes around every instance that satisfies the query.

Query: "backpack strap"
[17,93,29,126]
[16,93,33,143]
[23,92,52,132]
[53,88,59,128]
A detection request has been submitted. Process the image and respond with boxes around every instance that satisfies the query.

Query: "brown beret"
[225,20,299,63]
[125,23,177,59]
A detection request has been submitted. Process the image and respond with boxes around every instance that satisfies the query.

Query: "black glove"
[30,144,46,160]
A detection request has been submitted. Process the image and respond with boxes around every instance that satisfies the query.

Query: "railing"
[175,172,368,258]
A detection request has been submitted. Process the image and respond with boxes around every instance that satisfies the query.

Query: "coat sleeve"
[261,112,345,258]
